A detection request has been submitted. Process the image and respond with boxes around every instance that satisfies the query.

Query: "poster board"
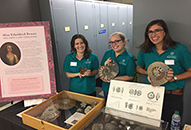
[106,80,165,120]
[0,21,57,102]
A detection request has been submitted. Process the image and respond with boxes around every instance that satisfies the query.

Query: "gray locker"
[94,2,109,63]
[108,3,119,35]
[118,4,128,37]
[75,1,96,54]
[50,0,78,90]
[127,5,133,54]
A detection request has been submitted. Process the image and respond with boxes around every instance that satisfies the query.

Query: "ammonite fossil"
[147,62,169,86]
[110,120,117,126]
[79,67,88,74]
[105,123,116,130]
[91,101,97,107]
[98,60,119,80]
[84,106,92,114]
[120,120,126,125]
[38,104,60,122]
[106,59,119,73]
[80,101,87,108]
[57,98,76,110]
[105,114,112,122]
[92,123,103,130]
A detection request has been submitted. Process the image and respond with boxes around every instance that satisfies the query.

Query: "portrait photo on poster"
[0,42,21,66]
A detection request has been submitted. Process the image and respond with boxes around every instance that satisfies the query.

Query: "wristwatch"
[173,76,177,81]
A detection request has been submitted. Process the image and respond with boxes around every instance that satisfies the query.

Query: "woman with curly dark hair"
[136,19,191,125]
[63,34,99,96]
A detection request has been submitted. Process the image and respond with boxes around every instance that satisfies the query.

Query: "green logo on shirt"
[167,52,177,59]
[119,59,126,66]
[85,59,91,64]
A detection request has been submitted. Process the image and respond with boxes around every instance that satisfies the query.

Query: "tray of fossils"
[83,107,168,130]
[22,90,105,130]
[35,99,97,129]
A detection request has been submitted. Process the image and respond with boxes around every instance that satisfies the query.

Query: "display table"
[0,101,36,130]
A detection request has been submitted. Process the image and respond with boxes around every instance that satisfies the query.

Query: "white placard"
[24,98,46,107]
[106,80,165,120]
[64,112,85,126]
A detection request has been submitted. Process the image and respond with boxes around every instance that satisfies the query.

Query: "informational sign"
[106,80,165,120]
[0,21,57,102]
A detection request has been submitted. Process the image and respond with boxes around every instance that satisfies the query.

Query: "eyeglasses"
[147,29,164,36]
[109,39,122,44]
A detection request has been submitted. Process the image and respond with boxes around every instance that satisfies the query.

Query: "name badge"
[165,60,174,65]
[70,62,77,66]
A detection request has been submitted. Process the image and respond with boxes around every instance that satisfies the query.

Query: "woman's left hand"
[85,70,91,76]
[80,70,91,78]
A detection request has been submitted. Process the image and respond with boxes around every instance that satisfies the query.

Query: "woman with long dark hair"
[136,19,191,124]
[63,34,99,96]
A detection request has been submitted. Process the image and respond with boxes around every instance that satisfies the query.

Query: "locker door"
[118,5,128,39]
[75,1,96,54]
[50,0,78,91]
[127,5,133,54]
[94,2,109,63]
[108,4,119,35]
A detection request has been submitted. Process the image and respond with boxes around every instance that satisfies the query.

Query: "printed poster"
[0,21,57,102]
[106,80,165,121]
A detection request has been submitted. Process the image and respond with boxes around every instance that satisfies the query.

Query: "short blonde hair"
[109,32,126,42]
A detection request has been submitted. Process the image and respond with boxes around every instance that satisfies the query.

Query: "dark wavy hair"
[139,19,177,53]
[70,34,92,59]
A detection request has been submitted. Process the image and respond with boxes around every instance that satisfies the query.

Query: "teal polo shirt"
[137,43,191,90]
[63,52,99,94]
[101,49,136,92]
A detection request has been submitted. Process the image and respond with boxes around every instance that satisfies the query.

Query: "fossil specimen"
[98,60,119,81]
[57,98,76,110]
[147,62,169,86]
[79,67,88,74]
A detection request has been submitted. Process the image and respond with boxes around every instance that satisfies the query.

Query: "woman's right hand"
[147,76,157,87]
[100,77,111,83]
[104,57,112,66]
[79,73,83,78]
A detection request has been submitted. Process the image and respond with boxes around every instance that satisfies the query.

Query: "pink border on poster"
[0,21,57,102]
